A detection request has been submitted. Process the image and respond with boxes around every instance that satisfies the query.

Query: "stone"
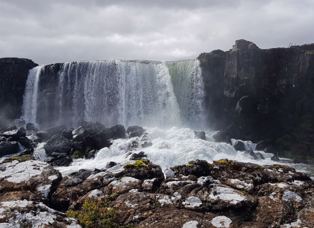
[0,141,19,157]
[44,134,73,156]
[0,200,80,227]
[232,140,246,151]
[210,216,232,228]
[0,159,61,202]
[194,131,206,140]
[127,126,145,138]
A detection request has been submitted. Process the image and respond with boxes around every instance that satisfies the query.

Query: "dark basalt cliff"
[0,58,37,127]
[199,40,314,162]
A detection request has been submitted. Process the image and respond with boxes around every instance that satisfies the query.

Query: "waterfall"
[22,60,184,128]
[167,59,207,128]
[22,66,43,125]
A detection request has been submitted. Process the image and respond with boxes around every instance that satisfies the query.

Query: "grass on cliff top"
[66,199,134,228]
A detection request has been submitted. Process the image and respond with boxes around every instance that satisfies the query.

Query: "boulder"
[106,124,126,139]
[25,122,37,131]
[0,141,19,157]
[127,126,145,138]
[172,160,212,177]
[0,159,61,202]
[194,131,206,140]
[44,134,73,156]
[232,140,246,151]
[72,122,111,150]
[0,200,80,227]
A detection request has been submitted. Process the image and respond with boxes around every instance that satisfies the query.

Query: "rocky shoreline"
[0,122,314,227]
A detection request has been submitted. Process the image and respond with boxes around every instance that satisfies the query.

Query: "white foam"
[57,127,279,175]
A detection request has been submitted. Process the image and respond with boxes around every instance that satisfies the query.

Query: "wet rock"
[127,126,145,138]
[2,127,26,139]
[212,130,231,143]
[108,124,126,139]
[106,161,118,168]
[129,151,147,160]
[48,155,73,166]
[36,131,49,141]
[0,141,19,157]
[233,140,246,151]
[25,123,37,131]
[194,131,206,140]
[172,160,212,177]
[72,122,112,151]
[44,134,73,156]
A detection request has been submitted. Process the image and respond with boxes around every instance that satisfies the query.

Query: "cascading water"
[167,59,207,128]
[23,60,181,128]
[22,66,43,125]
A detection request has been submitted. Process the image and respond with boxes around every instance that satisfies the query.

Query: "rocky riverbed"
[0,122,314,227]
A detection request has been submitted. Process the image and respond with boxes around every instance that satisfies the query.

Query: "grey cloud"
[0,0,313,64]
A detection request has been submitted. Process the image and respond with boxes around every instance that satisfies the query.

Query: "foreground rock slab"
[1,157,314,227]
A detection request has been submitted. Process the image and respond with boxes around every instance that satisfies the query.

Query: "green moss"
[72,150,85,159]
[4,154,32,163]
[213,159,233,166]
[66,199,133,228]
[124,159,149,169]
[186,161,194,167]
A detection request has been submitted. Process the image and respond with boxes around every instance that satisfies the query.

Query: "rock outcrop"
[199,40,314,162]
[0,58,37,128]
[1,157,313,227]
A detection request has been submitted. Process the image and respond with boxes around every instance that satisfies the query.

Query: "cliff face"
[0,58,37,127]
[199,40,314,162]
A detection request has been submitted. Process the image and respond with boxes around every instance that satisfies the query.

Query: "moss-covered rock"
[3,154,33,163]
[67,198,133,228]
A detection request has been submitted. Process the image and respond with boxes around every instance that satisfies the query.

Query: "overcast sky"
[0,0,313,64]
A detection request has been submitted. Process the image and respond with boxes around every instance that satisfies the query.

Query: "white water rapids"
[56,127,279,175]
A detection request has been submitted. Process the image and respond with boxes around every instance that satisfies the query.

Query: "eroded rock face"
[0,58,37,128]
